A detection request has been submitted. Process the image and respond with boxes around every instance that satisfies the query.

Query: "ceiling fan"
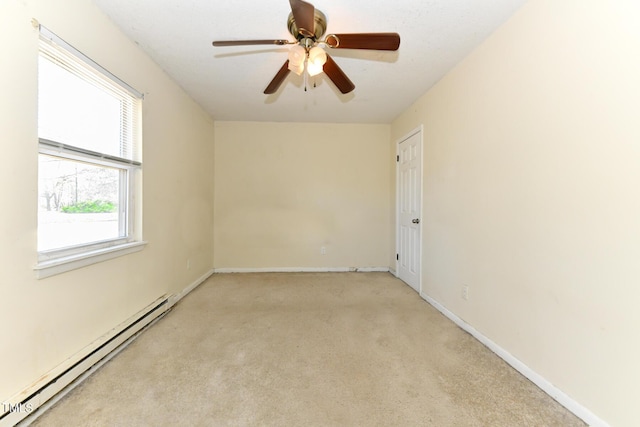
[212,0,400,95]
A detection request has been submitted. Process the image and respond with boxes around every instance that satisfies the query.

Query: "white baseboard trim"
[420,292,608,427]
[168,268,214,307]
[355,267,390,272]
[213,267,390,274]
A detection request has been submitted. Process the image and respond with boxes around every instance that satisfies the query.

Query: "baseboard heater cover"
[0,297,169,427]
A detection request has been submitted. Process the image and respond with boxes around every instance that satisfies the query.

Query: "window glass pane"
[38,56,122,156]
[38,154,123,251]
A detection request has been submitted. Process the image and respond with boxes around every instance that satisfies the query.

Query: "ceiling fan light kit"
[212,0,400,95]
[287,45,306,75]
[286,43,326,77]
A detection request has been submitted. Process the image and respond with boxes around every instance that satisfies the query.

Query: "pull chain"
[304,68,308,92]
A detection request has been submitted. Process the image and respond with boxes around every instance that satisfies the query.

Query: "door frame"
[395,125,424,294]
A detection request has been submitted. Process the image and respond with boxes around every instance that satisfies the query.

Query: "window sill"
[34,241,147,279]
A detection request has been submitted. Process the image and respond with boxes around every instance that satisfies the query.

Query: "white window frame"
[34,26,146,279]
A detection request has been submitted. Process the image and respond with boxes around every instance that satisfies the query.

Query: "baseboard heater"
[1,297,169,427]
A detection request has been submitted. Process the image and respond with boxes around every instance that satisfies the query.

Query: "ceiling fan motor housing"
[287,9,327,41]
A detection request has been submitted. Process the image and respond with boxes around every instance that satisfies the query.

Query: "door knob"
[412,218,420,224]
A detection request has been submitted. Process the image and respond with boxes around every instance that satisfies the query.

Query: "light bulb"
[306,61,324,76]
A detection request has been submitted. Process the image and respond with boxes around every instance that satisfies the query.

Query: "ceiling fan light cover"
[307,46,327,76]
[288,45,306,66]
[288,60,304,75]
[308,46,327,65]
[307,61,323,76]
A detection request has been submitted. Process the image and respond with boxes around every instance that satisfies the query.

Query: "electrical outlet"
[320,246,326,255]
[462,285,469,300]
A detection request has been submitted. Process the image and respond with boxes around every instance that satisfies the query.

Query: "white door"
[397,129,422,292]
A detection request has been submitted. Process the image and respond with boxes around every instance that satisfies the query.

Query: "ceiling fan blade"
[323,55,355,94]
[213,39,290,47]
[264,60,291,94]
[289,0,315,38]
[325,33,401,51]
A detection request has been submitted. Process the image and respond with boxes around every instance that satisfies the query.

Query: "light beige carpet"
[29,272,584,426]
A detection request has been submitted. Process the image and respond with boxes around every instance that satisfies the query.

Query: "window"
[35,26,144,278]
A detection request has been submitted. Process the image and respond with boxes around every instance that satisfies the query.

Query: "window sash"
[39,25,142,164]
[39,138,142,167]
[37,145,139,259]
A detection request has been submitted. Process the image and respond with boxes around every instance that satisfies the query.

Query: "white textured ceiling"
[92,0,527,123]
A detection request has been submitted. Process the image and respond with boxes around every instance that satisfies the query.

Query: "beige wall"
[4,0,636,424]
[214,121,390,270]
[0,0,214,401]
[391,0,640,425]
